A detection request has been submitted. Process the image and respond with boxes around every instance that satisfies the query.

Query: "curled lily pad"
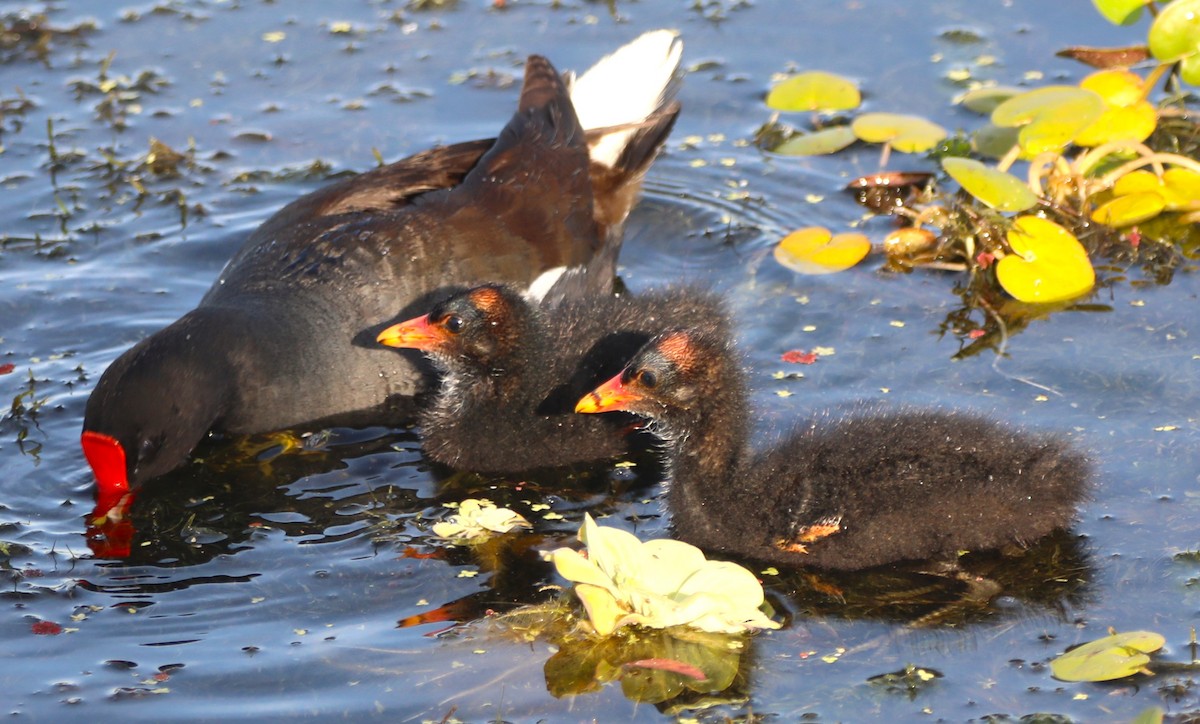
[942,157,1039,212]
[548,515,779,636]
[851,112,947,153]
[774,227,871,275]
[1092,191,1167,226]
[1050,630,1165,682]
[996,216,1095,303]
[774,125,857,156]
[1149,0,1200,85]
[1114,168,1200,211]
[990,86,1105,155]
[431,498,531,542]
[766,71,861,112]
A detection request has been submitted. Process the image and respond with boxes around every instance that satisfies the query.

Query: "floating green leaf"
[1049,630,1165,682]
[942,157,1039,212]
[774,227,871,275]
[1130,706,1166,724]
[544,627,744,703]
[996,216,1095,303]
[766,70,861,112]
[957,86,1022,115]
[1149,0,1200,85]
[851,112,948,153]
[991,86,1105,155]
[971,123,1022,160]
[1092,0,1150,26]
[774,125,857,156]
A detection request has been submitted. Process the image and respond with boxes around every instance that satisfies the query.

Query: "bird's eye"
[637,369,658,389]
[442,314,465,334]
[138,437,159,461]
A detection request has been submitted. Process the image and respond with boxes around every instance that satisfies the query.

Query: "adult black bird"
[577,329,1090,571]
[81,32,684,525]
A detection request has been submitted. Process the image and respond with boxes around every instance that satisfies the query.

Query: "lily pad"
[1092,0,1151,26]
[1074,101,1158,146]
[851,112,948,153]
[774,227,871,275]
[990,86,1105,155]
[1050,630,1165,682]
[548,515,779,636]
[774,125,857,156]
[957,86,1022,115]
[1149,0,1200,85]
[766,71,861,112]
[1080,68,1146,107]
[1092,191,1167,226]
[942,157,1039,212]
[996,216,1095,303]
[971,123,1023,160]
[1115,168,1200,211]
[431,498,531,542]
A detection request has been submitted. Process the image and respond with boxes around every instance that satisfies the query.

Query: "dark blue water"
[3,0,1197,720]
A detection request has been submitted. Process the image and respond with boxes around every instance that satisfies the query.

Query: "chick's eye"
[442,314,465,334]
[637,369,658,389]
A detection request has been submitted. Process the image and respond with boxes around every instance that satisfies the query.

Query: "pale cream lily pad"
[431,498,531,542]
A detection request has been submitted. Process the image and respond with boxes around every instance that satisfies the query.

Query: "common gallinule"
[80,31,683,517]
[375,283,726,472]
[576,330,1089,571]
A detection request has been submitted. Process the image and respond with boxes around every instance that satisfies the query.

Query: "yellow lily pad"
[1050,630,1165,682]
[1092,191,1167,226]
[774,227,871,275]
[774,125,857,156]
[991,86,1105,155]
[1079,68,1146,107]
[1074,101,1158,146]
[850,112,948,153]
[996,216,1095,303]
[942,157,1039,212]
[766,71,861,113]
[1111,168,1200,211]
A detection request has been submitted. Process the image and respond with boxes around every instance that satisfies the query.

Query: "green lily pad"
[774,227,871,275]
[1149,0,1200,84]
[996,216,1095,303]
[1092,0,1151,26]
[774,125,857,156]
[766,71,861,112]
[991,86,1105,155]
[957,86,1022,115]
[942,157,1039,212]
[1130,707,1166,724]
[1050,630,1165,682]
[851,112,947,153]
[971,123,1023,160]
[1092,191,1167,226]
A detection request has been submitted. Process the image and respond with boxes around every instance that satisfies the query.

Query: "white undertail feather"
[570,29,683,169]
